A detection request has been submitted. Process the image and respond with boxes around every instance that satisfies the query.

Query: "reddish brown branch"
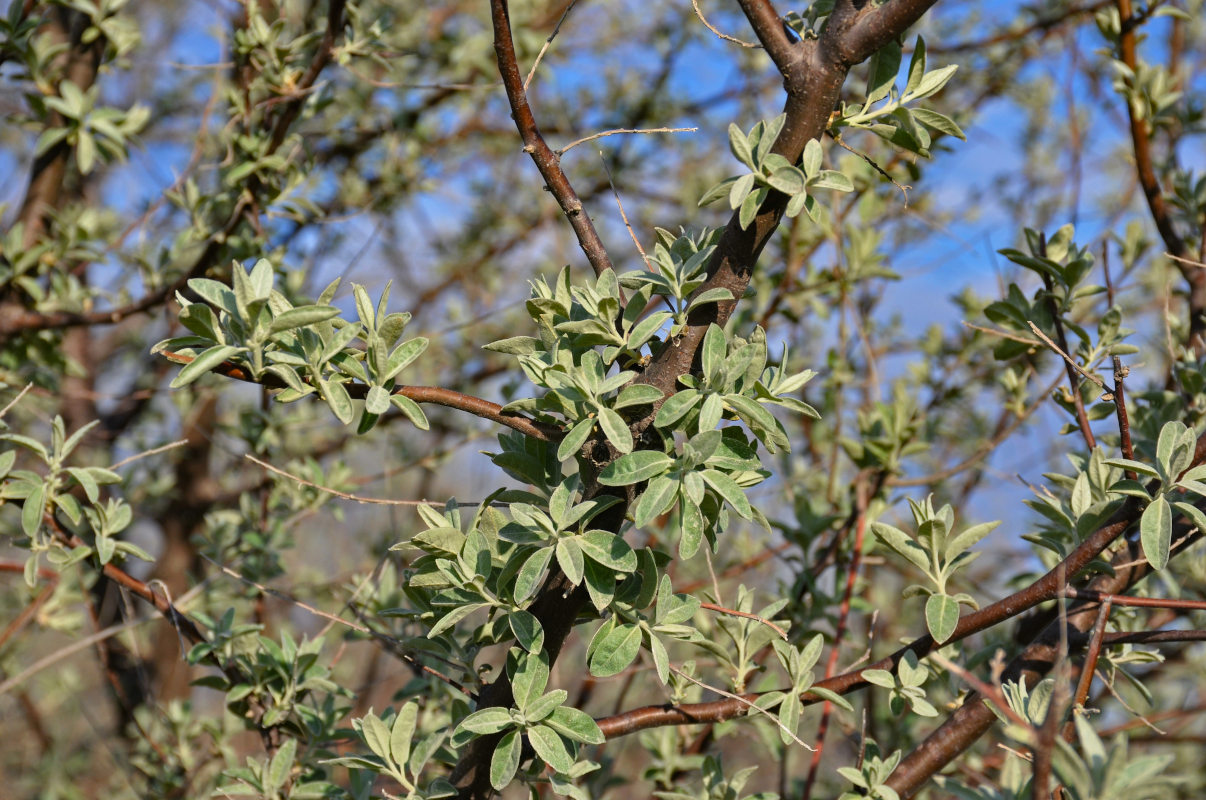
[1064,587,1206,611]
[1063,599,1111,742]
[1101,629,1206,645]
[802,477,870,800]
[596,429,1206,739]
[159,349,561,441]
[1114,0,1201,347]
[490,0,614,278]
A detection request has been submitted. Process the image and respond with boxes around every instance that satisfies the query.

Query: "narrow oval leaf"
[365,384,391,415]
[598,450,674,486]
[1141,495,1172,570]
[170,345,243,388]
[700,469,753,519]
[268,305,340,334]
[589,623,642,677]
[528,724,575,775]
[557,418,595,462]
[390,702,418,767]
[509,609,545,653]
[597,407,633,453]
[490,730,522,790]
[654,389,702,428]
[925,593,960,643]
[577,530,637,571]
[556,537,585,585]
[632,476,678,527]
[545,705,605,745]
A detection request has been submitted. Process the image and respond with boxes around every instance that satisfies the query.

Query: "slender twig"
[203,554,370,633]
[691,0,760,48]
[243,454,490,507]
[1026,321,1107,391]
[1064,587,1206,611]
[557,126,697,156]
[699,601,787,639]
[829,133,911,201]
[110,439,190,469]
[0,383,34,418]
[0,618,150,696]
[927,650,1032,730]
[802,477,871,800]
[598,149,648,267]
[677,541,793,594]
[523,0,577,91]
[1166,252,1206,269]
[961,320,1040,345]
[669,665,815,750]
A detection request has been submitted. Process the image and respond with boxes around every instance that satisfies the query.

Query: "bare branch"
[692,0,760,48]
[556,126,697,156]
[490,0,615,277]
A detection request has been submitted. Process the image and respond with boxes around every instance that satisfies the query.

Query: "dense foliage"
[2,1,1206,798]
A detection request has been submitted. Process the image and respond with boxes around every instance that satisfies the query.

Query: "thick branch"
[490,0,614,278]
[736,0,802,71]
[455,4,941,796]
[829,0,944,66]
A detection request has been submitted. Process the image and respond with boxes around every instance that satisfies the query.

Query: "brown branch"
[1032,647,1070,800]
[158,349,561,441]
[41,515,208,649]
[802,477,871,800]
[597,428,1206,739]
[1114,0,1200,347]
[1035,232,1098,449]
[1064,587,1206,611]
[885,512,1206,794]
[0,570,59,651]
[490,0,614,278]
[1063,599,1111,742]
[736,0,801,71]
[1101,629,1206,646]
[454,3,941,795]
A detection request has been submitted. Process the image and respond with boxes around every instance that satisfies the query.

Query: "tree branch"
[158,349,562,441]
[1113,0,1201,347]
[490,0,615,278]
[596,428,1206,739]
